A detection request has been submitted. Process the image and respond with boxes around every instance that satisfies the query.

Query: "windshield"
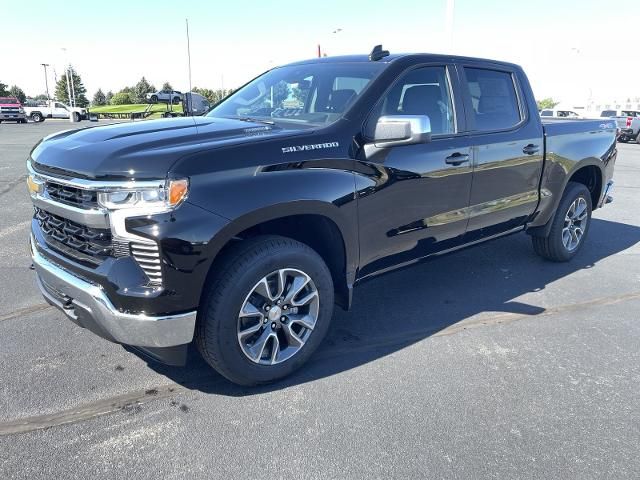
[208,62,385,126]
[0,97,18,104]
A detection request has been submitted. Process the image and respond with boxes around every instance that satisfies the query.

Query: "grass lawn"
[88,103,183,114]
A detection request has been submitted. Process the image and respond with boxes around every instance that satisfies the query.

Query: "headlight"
[97,179,189,210]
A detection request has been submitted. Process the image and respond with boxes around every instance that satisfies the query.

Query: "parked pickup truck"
[608,110,640,143]
[24,100,86,123]
[27,47,617,385]
[0,96,27,123]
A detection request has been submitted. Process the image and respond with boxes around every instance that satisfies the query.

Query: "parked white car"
[23,100,86,123]
[539,109,581,118]
[146,90,183,104]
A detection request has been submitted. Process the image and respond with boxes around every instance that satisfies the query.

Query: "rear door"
[356,64,475,277]
[458,64,544,240]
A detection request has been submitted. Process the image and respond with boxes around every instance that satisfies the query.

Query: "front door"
[356,65,475,278]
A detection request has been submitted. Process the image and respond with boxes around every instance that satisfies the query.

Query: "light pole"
[41,63,50,101]
[61,47,75,107]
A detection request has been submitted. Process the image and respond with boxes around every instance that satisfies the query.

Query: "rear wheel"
[31,112,43,123]
[73,112,81,122]
[172,96,181,105]
[196,236,334,386]
[532,181,592,262]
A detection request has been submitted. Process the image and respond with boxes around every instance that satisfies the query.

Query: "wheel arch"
[201,200,357,311]
[528,159,604,237]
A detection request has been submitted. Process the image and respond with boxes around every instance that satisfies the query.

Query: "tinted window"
[540,110,552,116]
[621,110,640,117]
[367,66,455,136]
[600,110,616,117]
[464,68,521,131]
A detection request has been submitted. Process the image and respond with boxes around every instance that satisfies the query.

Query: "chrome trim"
[31,195,109,229]
[31,235,195,348]
[27,160,164,191]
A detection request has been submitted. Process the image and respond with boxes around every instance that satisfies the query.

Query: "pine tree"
[134,77,155,103]
[54,66,89,107]
[92,89,106,106]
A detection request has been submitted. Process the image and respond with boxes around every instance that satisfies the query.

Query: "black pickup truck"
[27,47,616,385]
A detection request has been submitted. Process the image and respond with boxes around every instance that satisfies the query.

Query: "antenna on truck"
[369,45,390,61]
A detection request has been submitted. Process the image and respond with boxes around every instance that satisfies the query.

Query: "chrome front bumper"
[31,236,196,348]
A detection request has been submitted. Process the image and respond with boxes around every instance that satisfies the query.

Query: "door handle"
[523,144,540,155]
[445,152,470,165]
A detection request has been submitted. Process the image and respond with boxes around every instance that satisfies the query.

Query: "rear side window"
[464,68,522,131]
[600,110,616,117]
[540,110,552,116]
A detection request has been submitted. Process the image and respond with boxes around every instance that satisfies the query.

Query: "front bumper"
[31,235,197,348]
[0,113,26,121]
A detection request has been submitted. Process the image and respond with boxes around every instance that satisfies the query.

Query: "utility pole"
[185,18,193,115]
[41,63,50,101]
[61,48,73,105]
[69,66,77,107]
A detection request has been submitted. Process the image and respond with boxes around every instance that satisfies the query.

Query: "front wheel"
[532,181,592,262]
[172,96,181,105]
[196,236,334,386]
[150,95,158,103]
[73,112,81,122]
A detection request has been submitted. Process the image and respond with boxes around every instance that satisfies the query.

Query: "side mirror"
[373,115,432,148]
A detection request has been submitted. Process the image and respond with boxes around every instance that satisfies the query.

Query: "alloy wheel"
[237,268,319,365]
[562,197,588,251]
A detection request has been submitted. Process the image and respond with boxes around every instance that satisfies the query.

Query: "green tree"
[33,94,49,101]
[54,66,89,107]
[105,90,114,104]
[110,91,134,105]
[92,88,106,106]
[8,85,26,103]
[162,82,173,91]
[134,77,155,103]
[0,81,8,96]
[192,87,234,105]
[536,97,559,110]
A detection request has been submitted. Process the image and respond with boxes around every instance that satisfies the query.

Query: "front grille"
[35,207,112,258]
[130,242,162,284]
[45,182,98,209]
[0,107,19,112]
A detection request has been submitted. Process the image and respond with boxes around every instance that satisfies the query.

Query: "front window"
[208,62,385,126]
[0,97,18,104]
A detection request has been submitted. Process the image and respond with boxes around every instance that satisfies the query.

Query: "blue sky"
[4,0,636,106]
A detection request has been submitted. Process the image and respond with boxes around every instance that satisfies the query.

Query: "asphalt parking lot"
[0,119,639,479]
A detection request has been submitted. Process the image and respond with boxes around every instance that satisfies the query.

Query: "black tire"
[636,133,640,144]
[150,95,158,103]
[196,235,334,386]
[172,96,181,105]
[73,112,80,122]
[31,113,42,123]
[532,181,592,262]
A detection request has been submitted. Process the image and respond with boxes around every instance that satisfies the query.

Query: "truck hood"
[31,116,303,180]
